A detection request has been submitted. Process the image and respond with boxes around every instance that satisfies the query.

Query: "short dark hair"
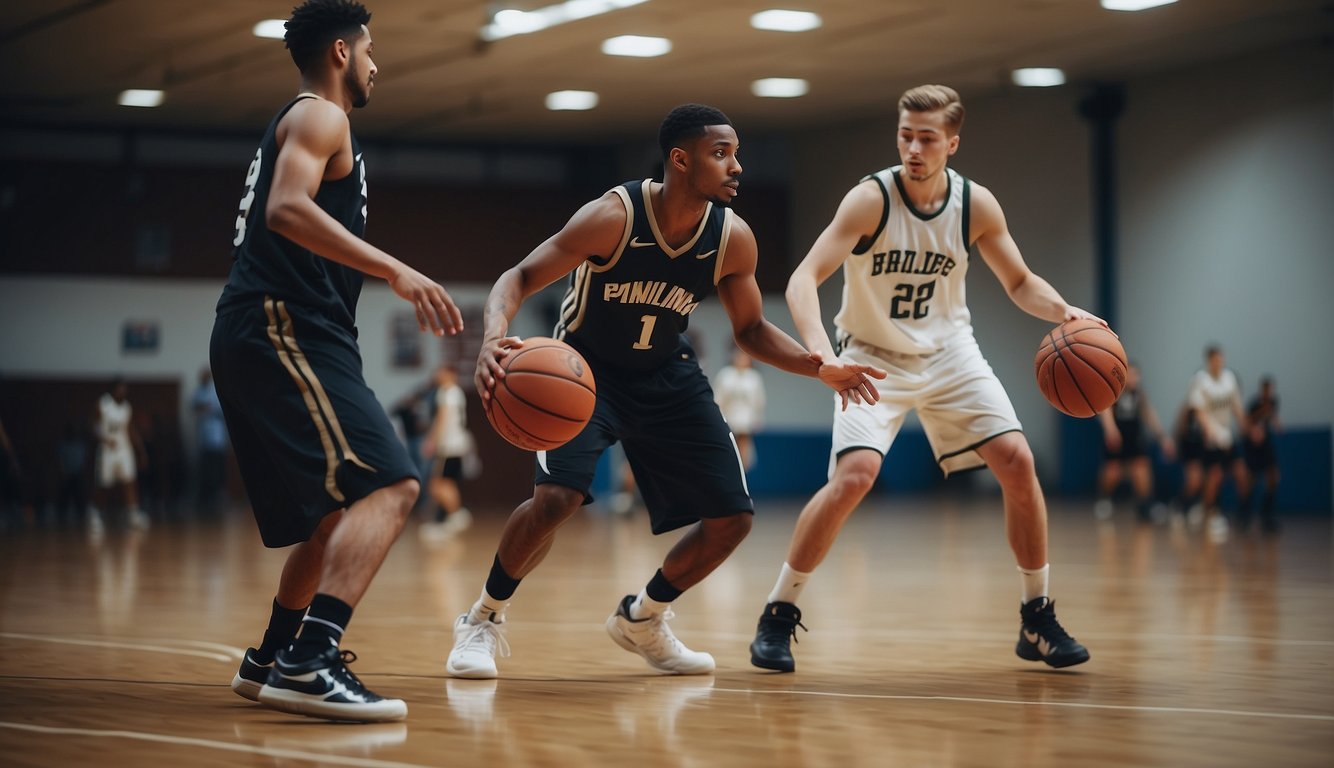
[658,104,732,161]
[284,0,371,73]
[1204,344,1222,359]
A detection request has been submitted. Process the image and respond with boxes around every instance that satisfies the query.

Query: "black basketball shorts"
[210,297,419,547]
[534,345,754,534]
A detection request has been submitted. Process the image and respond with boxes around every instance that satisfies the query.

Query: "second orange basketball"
[484,337,597,451]
[1034,318,1127,418]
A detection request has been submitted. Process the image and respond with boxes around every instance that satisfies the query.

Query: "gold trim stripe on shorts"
[264,297,376,503]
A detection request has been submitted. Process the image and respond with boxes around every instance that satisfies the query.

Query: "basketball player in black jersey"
[1095,363,1175,523]
[446,104,885,678]
[211,0,461,722]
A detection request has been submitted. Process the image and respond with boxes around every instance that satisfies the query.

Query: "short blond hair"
[898,84,965,134]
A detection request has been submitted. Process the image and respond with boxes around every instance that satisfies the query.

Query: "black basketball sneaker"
[1016,597,1090,668]
[257,645,407,722]
[749,601,806,672]
[230,647,274,701]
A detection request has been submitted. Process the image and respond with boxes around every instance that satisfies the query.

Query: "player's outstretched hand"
[390,266,464,336]
[809,352,888,411]
[475,336,523,403]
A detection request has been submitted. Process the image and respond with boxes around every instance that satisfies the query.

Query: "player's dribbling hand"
[390,266,464,336]
[1063,306,1112,332]
[809,352,888,411]
[475,336,523,402]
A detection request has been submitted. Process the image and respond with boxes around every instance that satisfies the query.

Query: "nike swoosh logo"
[695,249,717,260]
[1024,630,1053,656]
[629,237,655,248]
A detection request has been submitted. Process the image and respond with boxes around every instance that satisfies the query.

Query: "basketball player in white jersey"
[88,378,150,536]
[714,348,766,469]
[1186,345,1249,542]
[420,365,473,540]
[751,85,1101,672]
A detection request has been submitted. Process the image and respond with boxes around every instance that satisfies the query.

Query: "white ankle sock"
[767,562,812,605]
[630,589,670,620]
[1019,564,1050,604]
[468,589,507,624]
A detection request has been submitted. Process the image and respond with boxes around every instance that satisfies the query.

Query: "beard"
[345,52,371,108]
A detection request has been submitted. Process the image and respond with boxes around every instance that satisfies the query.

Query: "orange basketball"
[485,337,597,451]
[1034,318,1128,418]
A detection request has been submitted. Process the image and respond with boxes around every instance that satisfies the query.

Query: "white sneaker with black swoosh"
[1015,596,1090,668]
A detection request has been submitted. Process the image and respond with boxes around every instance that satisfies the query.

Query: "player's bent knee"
[704,512,753,546]
[832,453,880,499]
[529,485,584,526]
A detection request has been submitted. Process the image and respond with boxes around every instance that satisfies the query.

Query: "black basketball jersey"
[217,95,368,330]
[554,179,734,372]
[1112,386,1143,429]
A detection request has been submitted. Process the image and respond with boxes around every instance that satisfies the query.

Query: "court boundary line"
[710,686,1334,721]
[0,721,426,768]
[0,633,244,662]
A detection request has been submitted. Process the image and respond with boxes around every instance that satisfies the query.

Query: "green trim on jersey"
[960,175,972,255]
[892,167,953,221]
[852,174,891,256]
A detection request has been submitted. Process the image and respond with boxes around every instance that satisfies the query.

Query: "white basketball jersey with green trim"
[834,165,972,355]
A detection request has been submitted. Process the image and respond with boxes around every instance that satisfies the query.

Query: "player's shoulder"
[281,97,350,142]
[576,188,632,226]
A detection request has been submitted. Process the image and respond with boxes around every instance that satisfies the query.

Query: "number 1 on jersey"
[633,315,656,350]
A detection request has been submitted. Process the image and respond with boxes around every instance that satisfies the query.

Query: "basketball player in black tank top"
[446,105,886,679]
[209,0,461,723]
[1095,363,1175,523]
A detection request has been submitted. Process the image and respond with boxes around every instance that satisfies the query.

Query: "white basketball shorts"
[830,335,1023,477]
[97,445,137,488]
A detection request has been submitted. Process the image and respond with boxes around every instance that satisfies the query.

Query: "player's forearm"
[735,322,820,378]
[268,197,402,281]
[785,274,837,359]
[481,269,525,342]
[1007,273,1070,324]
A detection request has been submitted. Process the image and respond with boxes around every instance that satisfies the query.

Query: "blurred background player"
[1186,344,1249,543]
[192,367,229,515]
[1172,402,1206,528]
[88,378,150,536]
[420,365,474,541]
[0,415,21,531]
[1095,362,1174,523]
[714,348,766,470]
[1240,375,1281,534]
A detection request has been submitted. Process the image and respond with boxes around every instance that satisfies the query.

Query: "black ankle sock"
[288,593,352,657]
[255,599,307,664]
[645,569,684,603]
[484,554,522,601]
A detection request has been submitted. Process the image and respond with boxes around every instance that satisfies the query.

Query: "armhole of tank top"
[851,174,890,256]
[960,174,972,257]
[713,207,736,286]
[586,185,634,273]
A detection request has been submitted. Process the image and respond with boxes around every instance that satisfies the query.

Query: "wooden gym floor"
[1,495,1331,767]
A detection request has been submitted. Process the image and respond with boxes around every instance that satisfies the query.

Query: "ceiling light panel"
[252,19,286,39]
[545,90,599,110]
[482,0,650,42]
[1100,0,1177,10]
[601,35,671,57]
[751,78,809,98]
[750,10,822,32]
[118,89,165,107]
[1011,68,1066,87]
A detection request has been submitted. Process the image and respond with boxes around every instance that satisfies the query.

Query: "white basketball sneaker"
[446,613,509,679]
[605,595,715,675]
